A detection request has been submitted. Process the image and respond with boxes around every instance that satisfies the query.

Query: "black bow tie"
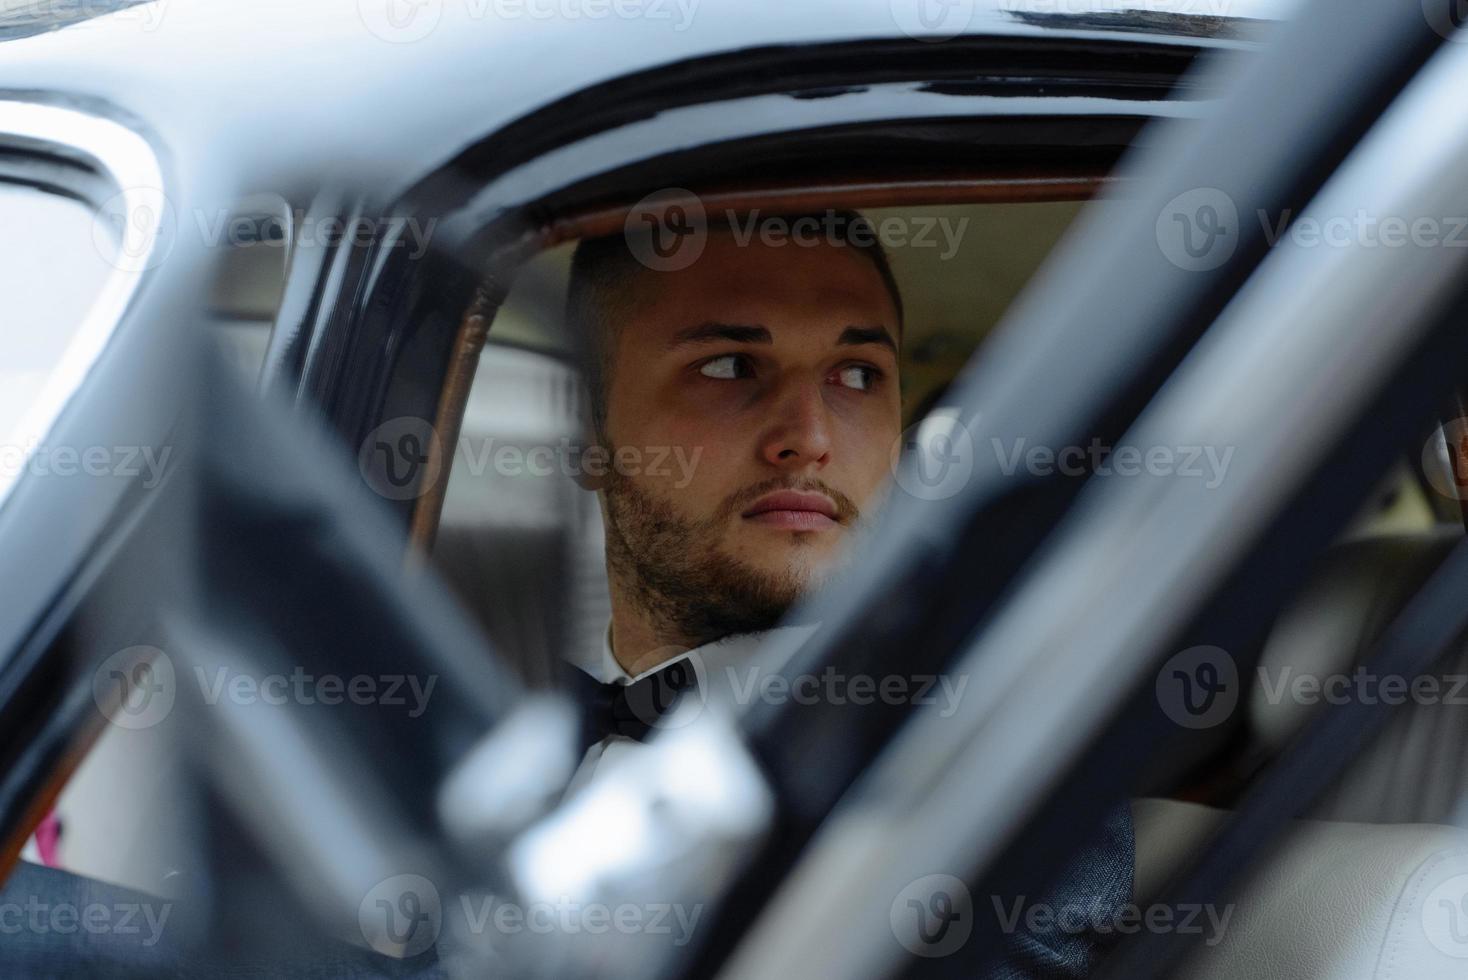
[564,658,700,751]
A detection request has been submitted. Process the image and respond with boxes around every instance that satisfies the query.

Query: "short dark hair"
[566,209,904,437]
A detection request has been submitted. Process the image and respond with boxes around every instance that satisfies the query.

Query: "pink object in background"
[34,811,61,867]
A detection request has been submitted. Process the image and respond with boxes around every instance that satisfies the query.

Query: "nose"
[758,377,833,468]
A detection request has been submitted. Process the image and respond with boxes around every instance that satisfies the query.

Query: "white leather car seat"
[1247,529,1468,823]
[1128,528,1468,978]
[1133,798,1468,979]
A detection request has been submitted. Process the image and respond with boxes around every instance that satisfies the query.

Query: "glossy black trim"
[408,33,1221,213]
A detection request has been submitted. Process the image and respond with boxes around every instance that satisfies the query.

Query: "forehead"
[621,232,899,344]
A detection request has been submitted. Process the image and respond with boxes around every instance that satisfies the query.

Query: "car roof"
[0,0,1286,204]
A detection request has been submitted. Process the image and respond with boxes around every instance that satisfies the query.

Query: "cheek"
[609,416,746,512]
[648,412,746,471]
[834,412,902,495]
[615,378,732,448]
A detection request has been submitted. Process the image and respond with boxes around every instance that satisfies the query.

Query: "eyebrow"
[665,322,771,349]
[838,325,899,355]
[664,321,899,355]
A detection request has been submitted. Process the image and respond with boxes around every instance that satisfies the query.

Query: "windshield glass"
[0,182,119,459]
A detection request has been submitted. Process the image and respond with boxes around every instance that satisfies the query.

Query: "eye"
[698,354,752,380]
[831,364,880,391]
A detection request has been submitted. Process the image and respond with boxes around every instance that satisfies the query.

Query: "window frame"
[0,101,167,510]
[0,97,171,878]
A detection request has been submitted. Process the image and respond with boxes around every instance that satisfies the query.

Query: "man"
[561,208,1133,978]
[566,209,902,685]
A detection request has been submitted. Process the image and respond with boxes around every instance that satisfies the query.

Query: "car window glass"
[203,194,291,382]
[0,182,118,449]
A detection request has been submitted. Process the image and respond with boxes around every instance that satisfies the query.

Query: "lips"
[741,490,840,530]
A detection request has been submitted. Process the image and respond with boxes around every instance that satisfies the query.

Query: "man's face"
[598,231,903,649]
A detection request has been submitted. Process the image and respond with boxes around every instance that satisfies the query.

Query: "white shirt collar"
[564,620,822,793]
[578,621,820,689]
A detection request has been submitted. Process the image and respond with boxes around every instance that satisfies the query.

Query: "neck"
[606,581,697,677]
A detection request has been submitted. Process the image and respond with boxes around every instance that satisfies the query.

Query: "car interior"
[13,153,1458,970]
[24,121,1468,980]
[416,180,1468,977]
[13,0,1468,975]
[102,170,1461,975]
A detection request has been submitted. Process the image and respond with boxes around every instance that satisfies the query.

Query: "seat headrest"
[1248,529,1459,756]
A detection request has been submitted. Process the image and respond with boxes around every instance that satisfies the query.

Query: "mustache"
[714,475,861,526]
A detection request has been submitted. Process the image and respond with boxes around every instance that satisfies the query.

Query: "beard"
[601,468,860,652]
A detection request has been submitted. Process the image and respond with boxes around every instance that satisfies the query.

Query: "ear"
[573,449,607,492]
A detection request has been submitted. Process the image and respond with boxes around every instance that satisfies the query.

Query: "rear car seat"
[1246,528,1467,823]
[1133,798,1468,979]
[1128,528,1468,978]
